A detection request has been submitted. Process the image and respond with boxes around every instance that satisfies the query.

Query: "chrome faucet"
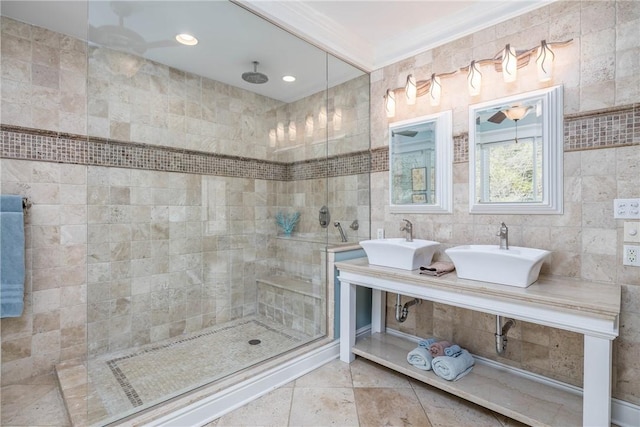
[497,222,509,250]
[400,219,413,242]
[334,221,347,242]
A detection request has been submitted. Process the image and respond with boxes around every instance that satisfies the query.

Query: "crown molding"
[238,1,554,72]
[374,0,555,68]
[237,0,375,71]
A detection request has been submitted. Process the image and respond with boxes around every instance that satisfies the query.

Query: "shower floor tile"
[56,316,314,426]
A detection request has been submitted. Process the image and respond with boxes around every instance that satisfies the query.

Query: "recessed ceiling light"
[175,33,198,46]
[282,75,296,82]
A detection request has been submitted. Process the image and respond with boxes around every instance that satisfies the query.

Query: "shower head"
[242,61,268,84]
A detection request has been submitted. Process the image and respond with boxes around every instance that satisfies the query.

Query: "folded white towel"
[432,349,475,381]
[407,346,433,371]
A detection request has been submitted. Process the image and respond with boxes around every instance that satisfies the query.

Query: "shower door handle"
[318,206,330,228]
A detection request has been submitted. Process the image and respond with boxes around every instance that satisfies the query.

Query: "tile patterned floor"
[89,317,306,420]
[1,358,526,427]
[0,373,71,427]
[207,358,527,427]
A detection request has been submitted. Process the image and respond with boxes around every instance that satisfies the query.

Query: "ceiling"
[0,1,551,103]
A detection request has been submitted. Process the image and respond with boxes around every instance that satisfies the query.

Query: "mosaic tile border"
[564,104,639,151]
[1,103,637,178]
[106,319,300,408]
[0,125,289,180]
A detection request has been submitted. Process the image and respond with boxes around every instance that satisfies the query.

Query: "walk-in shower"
[60,1,370,424]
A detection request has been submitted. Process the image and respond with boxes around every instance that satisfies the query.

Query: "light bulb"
[305,114,314,137]
[385,89,396,118]
[318,106,327,128]
[405,74,417,105]
[333,108,342,131]
[288,121,296,141]
[276,122,284,142]
[269,129,276,147]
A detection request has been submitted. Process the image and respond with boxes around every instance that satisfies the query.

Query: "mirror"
[469,86,563,214]
[389,111,452,213]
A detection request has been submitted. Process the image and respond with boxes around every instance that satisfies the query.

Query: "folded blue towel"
[407,346,433,371]
[432,349,475,381]
[1,195,25,318]
[418,337,437,348]
[0,195,23,212]
[444,344,462,357]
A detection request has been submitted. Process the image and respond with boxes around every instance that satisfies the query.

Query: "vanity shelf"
[353,332,581,426]
[336,257,621,427]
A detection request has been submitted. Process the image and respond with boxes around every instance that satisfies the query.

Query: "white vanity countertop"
[335,257,621,320]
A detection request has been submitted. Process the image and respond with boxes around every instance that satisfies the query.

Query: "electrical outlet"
[623,245,640,267]
[376,228,385,239]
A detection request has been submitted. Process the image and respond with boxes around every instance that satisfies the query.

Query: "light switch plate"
[614,198,640,219]
[624,221,640,243]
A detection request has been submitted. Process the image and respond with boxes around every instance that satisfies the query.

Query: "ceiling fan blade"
[487,111,506,124]
[394,130,418,137]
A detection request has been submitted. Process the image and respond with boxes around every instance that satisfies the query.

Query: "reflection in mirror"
[389,112,452,213]
[469,86,563,214]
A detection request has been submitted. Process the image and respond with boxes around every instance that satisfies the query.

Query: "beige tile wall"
[0,17,88,135]
[371,0,640,404]
[0,15,370,384]
[0,160,87,383]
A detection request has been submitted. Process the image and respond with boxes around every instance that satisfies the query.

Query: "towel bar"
[22,197,32,210]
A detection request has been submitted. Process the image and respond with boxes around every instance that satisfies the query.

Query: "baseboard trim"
[386,328,640,427]
[145,326,371,427]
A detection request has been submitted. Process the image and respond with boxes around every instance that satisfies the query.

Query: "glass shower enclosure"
[75,1,370,423]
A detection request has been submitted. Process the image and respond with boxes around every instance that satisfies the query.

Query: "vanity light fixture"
[333,108,342,131]
[288,121,296,141]
[318,106,327,128]
[467,60,482,97]
[268,129,276,147]
[385,89,396,118]
[428,74,442,106]
[175,33,198,46]
[405,74,417,105]
[282,75,296,82]
[382,39,572,118]
[501,44,517,83]
[536,40,555,82]
[276,122,284,142]
[305,114,314,137]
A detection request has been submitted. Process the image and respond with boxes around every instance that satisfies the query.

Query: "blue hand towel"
[406,346,433,371]
[432,349,475,381]
[0,195,23,212]
[444,344,462,357]
[1,195,25,318]
[418,337,437,348]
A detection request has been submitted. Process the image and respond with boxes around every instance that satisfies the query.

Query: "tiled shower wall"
[371,0,640,405]
[0,15,370,383]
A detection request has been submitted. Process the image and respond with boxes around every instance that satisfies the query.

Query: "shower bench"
[336,257,621,427]
[257,275,324,336]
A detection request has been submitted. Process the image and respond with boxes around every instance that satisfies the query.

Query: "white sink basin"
[359,238,440,271]
[445,245,550,287]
